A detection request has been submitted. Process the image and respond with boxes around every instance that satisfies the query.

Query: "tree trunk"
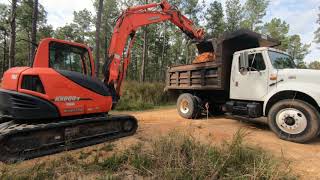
[140,0,148,83]
[95,0,104,77]
[2,31,7,75]
[160,24,166,81]
[185,41,189,64]
[30,0,38,66]
[140,28,147,82]
[9,0,17,68]
[28,32,31,65]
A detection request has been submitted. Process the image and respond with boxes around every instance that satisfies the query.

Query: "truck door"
[230,51,269,101]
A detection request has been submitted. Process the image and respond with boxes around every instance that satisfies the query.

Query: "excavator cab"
[49,42,92,76]
[1,38,113,121]
[34,38,94,76]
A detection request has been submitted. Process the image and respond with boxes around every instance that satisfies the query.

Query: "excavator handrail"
[105,0,205,104]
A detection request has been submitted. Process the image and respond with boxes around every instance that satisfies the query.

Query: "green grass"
[0,130,297,180]
[115,81,174,111]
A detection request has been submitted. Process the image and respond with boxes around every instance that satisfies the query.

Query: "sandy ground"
[2,107,320,179]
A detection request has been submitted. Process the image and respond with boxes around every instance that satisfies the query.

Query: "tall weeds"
[98,130,295,179]
[115,81,173,111]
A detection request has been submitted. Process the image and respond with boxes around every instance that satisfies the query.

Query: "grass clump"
[99,154,128,171]
[100,143,115,152]
[0,154,79,180]
[115,81,173,111]
[96,130,295,179]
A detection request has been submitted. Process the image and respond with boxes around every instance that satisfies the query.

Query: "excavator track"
[0,115,137,163]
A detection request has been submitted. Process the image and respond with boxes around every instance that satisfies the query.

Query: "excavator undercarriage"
[0,115,137,163]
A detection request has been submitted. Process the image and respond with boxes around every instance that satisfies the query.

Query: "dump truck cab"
[232,47,320,116]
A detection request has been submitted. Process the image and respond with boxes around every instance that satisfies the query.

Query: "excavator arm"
[104,0,205,102]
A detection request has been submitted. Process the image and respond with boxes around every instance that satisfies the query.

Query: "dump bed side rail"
[165,61,223,91]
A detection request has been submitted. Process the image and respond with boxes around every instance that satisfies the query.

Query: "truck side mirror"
[240,51,249,67]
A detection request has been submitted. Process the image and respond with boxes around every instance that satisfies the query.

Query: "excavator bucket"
[192,39,216,64]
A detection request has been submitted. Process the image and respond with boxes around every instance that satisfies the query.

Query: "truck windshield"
[268,51,296,69]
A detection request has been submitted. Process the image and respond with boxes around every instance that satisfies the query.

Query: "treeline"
[0,0,320,82]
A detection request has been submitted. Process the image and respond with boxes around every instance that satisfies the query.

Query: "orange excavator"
[0,0,205,162]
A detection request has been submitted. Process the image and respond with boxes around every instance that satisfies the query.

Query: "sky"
[0,0,320,62]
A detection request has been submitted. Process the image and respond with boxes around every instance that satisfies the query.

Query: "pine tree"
[315,6,320,47]
[309,61,320,69]
[0,3,9,74]
[262,18,290,50]
[100,0,120,65]
[9,0,17,68]
[16,0,48,66]
[287,35,310,69]
[205,1,225,38]
[95,0,103,77]
[30,0,38,65]
[54,24,82,42]
[140,0,149,82]
[225,0,243,32]
[73,9,93,43]
[242,0,269,31]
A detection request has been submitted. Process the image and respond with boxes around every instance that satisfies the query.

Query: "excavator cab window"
[49,42,92,76]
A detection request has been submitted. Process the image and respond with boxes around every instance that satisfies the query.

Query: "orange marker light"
[270,74,277,81]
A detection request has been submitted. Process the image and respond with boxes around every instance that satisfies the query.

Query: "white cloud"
[0,0,95,29]
[39,0,95,29]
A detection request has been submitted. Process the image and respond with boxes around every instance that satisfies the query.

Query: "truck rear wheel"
[268,99,320,143]
[177,93,200,119]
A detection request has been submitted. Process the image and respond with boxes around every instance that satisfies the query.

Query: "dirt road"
[126,107,320,179]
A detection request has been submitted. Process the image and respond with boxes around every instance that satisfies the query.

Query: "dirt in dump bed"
[2,107,319,179]
[192,52,216,64]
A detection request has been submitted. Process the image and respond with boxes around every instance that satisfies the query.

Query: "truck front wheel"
[177,93,200,119]
[268,99,320,143]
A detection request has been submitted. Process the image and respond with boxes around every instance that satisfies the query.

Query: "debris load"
[192,52,216,64]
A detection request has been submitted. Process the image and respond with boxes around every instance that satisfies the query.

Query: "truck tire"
[177,93,200,119]
[268,99,320,143]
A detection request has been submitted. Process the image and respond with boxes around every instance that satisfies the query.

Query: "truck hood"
[277,69,320,84]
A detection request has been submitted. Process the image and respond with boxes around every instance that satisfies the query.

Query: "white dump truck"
[165,30,320,143]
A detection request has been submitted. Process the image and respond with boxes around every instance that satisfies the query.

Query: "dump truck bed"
[166,61,223,90]
[165,29,279,92]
